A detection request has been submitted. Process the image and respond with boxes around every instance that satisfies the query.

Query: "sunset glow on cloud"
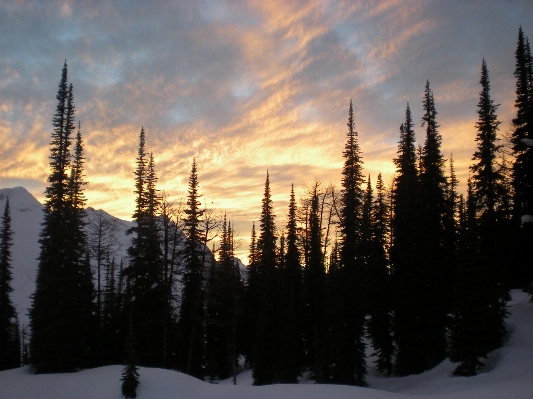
[1,1,532,261]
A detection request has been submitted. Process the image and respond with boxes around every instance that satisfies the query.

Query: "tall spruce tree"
[511,27,533,289]
[326,100,367,385]
[177,158,205,378]
[278,184,303,383]
[0,198,20,370]
[449,178,495,376]
[391,104,426,376]
[124,130,166,367]
[30,62,94,373]
[252,172,282,385]
[417,81,448,367]
[242,222,260,367]
[443,155,459,268]
[121,310,140,399]
[303,185,326,383]
[469,59,509,352]
[366,174,394,375]
[205,215,243,381]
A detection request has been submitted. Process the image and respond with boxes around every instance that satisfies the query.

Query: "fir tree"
[177,159,205,378]
[205,215,243,381]
[511,27,533,222]
[124,130,166,367]
[121,311,140,399]
[0,198,19,370]
[278,184,303,383]
[30,62,94,372]
[511,27,533,290]
[242,222,260,367]
[417,81,448,367]
[303,185,326,383]
[443,155,459,266]
[326,100,367,385]
[252,172,282,385]
[366,174,394,375]
[449,179,495,376]
[469,59,509,352]
[391,104,426,376]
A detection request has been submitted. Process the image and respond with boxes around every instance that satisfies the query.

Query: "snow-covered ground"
[1,289,531,399]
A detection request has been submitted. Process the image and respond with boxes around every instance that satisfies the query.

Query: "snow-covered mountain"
[0,186,229,327]
[0,187,43,328]
[0,187,137,327]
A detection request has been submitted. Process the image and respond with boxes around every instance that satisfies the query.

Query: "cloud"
[1,0,532,262]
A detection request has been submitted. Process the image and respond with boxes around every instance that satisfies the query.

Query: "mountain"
[0,187,43,327]
[0,187,137,327]
[0,186,225,327]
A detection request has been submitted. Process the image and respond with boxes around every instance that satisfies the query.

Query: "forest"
[0,27,532,399]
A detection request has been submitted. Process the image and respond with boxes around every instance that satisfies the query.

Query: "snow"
[521,214,533,225]
[0,188,135,328]
[1,290,531,399]
[520,138,533,147]
[0,187,44,327]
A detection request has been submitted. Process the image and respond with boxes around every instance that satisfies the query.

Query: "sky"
[1,0,532,262]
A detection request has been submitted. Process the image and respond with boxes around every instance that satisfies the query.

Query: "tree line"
[0,28,531,394]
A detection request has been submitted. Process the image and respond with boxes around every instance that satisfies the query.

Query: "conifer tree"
[303,186,326,383]
[177,159,205,378]
[252,172,281,385]
[0,198,19,370]
[326,100,367,385]
[511,27,533,289]
[443,155,459,266]
[278,184,303,383]
[391,104,425,376]
[121,311,140,399]
[205,215,243,381]
[124,130,166,367]
[417,81,448,367]
[469,59,509,351]
[366,174,394,375]
[30,62,94,372]
[242,222,261,367]
[449,178,496,376]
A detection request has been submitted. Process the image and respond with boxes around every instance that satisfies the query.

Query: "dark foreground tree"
[252,172,282,385]
[391,104,425,376]
[0,198,20,370]
[177,159,205,379]
[511,27,533,290]
[366,174,394,375]
[278,184,303,383]
[30,62,94,373]
[449,179,495,376]
[417,81,448,367]
[121,311,140,399]
[469,59,509,353]
[302,185,326,382]
[205,215,243,381]
[325,100,367,385]
[124,129,166,367]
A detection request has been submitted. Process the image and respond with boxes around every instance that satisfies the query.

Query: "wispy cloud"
[1,0,532,261]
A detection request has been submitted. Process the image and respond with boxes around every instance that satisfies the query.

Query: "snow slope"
[0,187,44,327]
[0,187,135,327]
[1,290,531,399]
[0,186,218,327]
